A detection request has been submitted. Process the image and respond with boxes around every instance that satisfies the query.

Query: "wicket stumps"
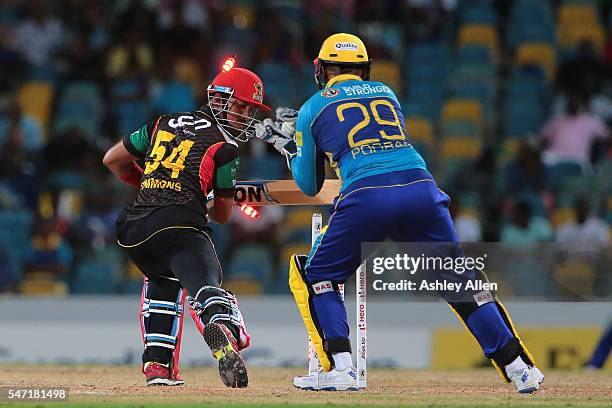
[307,213,367,388]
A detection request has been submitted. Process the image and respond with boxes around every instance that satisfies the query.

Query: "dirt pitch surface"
[0,365,610,407]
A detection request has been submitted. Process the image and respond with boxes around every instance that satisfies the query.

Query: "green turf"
[2,404,608,408]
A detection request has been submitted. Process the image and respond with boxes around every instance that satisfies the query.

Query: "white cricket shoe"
[532,366,545,385]
[293,367,359,391]
[510,366,544,394]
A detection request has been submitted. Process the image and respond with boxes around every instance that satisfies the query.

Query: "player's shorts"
[305,168,457,284]
[116,206,223,289]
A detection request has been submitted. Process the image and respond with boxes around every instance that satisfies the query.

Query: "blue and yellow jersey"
[292,74,427,196]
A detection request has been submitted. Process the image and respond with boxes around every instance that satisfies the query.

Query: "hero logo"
[335,42,359,51]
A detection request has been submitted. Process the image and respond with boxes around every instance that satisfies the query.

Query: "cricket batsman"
[255,33,545,393]
[103,61,270,387]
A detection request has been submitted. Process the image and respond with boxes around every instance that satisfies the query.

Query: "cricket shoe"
[204,322,248,388]
[532,366,545,385]
[144,362,184,386]
[293,367,359,391]
[510,366,543,394]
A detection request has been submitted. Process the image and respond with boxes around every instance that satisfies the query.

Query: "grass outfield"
[0,365,610,407]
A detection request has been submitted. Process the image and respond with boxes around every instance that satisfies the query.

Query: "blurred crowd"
[0,0,610,296]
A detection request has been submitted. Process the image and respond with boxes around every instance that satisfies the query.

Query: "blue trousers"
[306,169,514,361]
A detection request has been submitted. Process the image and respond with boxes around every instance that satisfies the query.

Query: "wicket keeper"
[255,33,545,393]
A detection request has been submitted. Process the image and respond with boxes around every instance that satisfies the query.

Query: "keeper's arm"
[290,104,326,196]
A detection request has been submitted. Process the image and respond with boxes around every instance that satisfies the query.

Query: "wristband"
[119,162,143,187]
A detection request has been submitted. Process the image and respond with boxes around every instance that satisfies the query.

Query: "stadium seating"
[17,81,54,137]
[20,272,68,296]
[557,4,598,26]
[109,79,151,136]
[54,81,103,139]
[441,99,484,129]
[546,162,584,193]
[459,2,497,25]
[439,138,481,161]
[457,24,500,61]
[152,80,196,114]
[0,210,32,282]
[515,43,557,81]
[174,59,203,85]
[241,154,286,180]
[507,0,555,50]
[257,62,296,108]
[557,3,605,50]
[405,117,434,144]
[227,244,274,281]
[442,119,480,139]
[559,25,606,50]
[280,243,311,266]
[371,60,402,94]
[71,261,118,294]
[503,100,546,139]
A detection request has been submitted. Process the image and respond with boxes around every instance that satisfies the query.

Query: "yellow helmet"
[314,33,372,89]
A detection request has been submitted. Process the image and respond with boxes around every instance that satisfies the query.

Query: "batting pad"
[288,254,332,372]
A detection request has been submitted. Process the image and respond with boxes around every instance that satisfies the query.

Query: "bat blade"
[232,180,341,206]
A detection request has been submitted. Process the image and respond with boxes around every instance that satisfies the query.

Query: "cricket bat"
[207,179,341,206]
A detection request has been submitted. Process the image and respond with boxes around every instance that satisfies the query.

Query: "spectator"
[158,0,203,63]
[501,201,553,244]
[502,140,547,194]
[12,1,65,72]
[0,126,39,209]
[158,0,209,32]
[449,198,482,242]
[24,217,72,277]
[60,1,111,80]
[105,26,153,78]
[405,0,452,41]
[540,94,609,168]
[0,247,16,292]
[74,190,121,252]
[42,128,95,175]
[556,197,610,254]
[0,98,44,155]
[254,8,297,65]
[116,0,158,45]
[556,40,610,101]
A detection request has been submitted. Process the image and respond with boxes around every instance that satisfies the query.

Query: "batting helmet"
[207,63,270,142]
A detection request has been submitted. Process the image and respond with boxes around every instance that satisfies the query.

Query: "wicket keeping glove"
[275,106,298,136]
[275,106,298,124]
[254,118,297,163]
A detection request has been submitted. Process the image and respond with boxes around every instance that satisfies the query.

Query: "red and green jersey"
[122,108,239,223]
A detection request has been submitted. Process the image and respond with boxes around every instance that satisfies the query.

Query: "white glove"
[254,118,296,155]
[275,106,298,123]
[275,107,298,137]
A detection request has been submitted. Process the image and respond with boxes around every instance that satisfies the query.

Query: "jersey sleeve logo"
[321,88,340,98]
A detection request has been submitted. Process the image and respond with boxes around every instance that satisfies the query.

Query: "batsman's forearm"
[113,162,143,187]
